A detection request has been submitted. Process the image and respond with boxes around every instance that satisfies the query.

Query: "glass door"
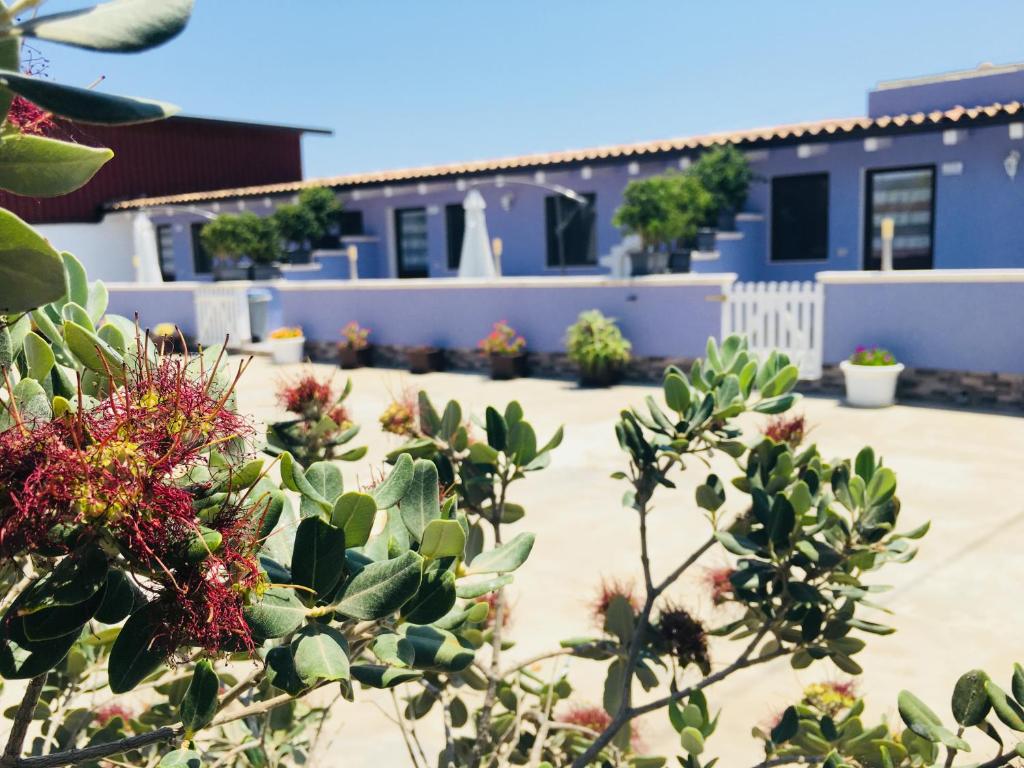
[395,207,429,278]
[864,166,935,270]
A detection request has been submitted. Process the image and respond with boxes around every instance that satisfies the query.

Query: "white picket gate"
[720,281,824,380]
[194,285,251,348]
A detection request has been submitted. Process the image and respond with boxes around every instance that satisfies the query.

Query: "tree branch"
[5,727,179,768]
[3,675,47,765]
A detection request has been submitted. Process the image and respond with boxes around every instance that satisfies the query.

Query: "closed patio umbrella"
[133,212,163,283]
[457,189,497,279]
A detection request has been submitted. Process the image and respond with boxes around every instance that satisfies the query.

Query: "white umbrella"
[457,189,497,279]
[133,212,163,283]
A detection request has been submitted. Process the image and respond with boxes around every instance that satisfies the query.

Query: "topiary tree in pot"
[613,172,711,274]
[690,144,754,232]
[200,212,281,279]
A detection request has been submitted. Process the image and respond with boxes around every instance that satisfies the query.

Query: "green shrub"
[690,144,754,225]
[200,211,281,264]
[613,171,712,249]
[565,309,632,381]
[272,188,343,247]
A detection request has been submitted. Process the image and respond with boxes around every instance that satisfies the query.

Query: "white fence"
[721,281,824,380]
[194,285,251,348]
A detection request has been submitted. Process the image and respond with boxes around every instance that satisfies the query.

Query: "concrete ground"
[233,357,1024,767]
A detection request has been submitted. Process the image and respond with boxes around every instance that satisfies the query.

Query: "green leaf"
[351,664,422,689]
[291,517,346,599]
[760,364,799,398]
[22,331,54,381]
[401,563,456,625]
[400,459,440,541]
[331,492,377,548]
[291,624,350,686]
[752,394,799,415]
[0,377,51,429]
[303,461,344,504]
[18,0,193,53]
[771,706,799,743]
[485,406,507,451]
[1012,663,1024,706]
[0,626,80,679]
[680,726,705,754]
[158,749,202,768]
[179,659,218,736]
[0,134,112,197]
[0,209,66,313]
[898,690,971,750]
[371,634,415,667]
[466,532,535,574]
[663,372,691,413]
[508,420,537,465]
[401,625,473,672]
[242,588,306,640]
[63,321,125,380]
[108,608,164,693]
[952,669,991,727]
[94,569,142,625]
[987,681,1024,731]
[419,519,466,559]
[334,551,423,620]
[0,69,178,125]
[371,453,413,509]
[604,595,634,646]
[454,574,512,599]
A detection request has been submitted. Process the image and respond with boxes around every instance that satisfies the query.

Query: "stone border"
[305,341,1024,412]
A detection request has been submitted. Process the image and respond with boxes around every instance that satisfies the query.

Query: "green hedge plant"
[565,309,632,386]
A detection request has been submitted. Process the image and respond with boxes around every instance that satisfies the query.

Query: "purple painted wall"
[105,286,201,338]
[274,277,729,358]
[868,67,1024,117]
[822,278,1024,373]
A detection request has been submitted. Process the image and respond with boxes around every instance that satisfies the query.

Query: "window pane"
[445,204,465,270]
[155,224,176,281]
[865,167,934,269]
[545,193,596,267]
[770,173,829,262]
[190,223,212,274]
[395,208,428,277]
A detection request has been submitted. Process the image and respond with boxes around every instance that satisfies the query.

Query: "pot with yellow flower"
[479,320,527,380]
[338,321,373,369]
[152,322,189,355]
[268,326,305,364]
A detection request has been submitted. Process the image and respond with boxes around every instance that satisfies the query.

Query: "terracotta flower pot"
[339,345,373,369]
[489,353,527,380]
[408,347,444,374]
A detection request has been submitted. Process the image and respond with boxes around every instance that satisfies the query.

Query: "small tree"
[613,172,712,250]
[690,144,754,227]
[201,212,281,264]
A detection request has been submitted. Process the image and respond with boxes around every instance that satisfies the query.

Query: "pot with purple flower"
[840,345,904,407]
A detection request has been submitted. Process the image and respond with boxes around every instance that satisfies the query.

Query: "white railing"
[194,284,251,348]
[721,281,824,380]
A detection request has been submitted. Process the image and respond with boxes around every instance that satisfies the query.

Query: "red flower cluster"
[0,350,263,656]
[6,96,54,135]
[589,577,640,627]
[478,320,526,357]
[764,413,807,448]
[704,566,736,606]
[278,374,334,417]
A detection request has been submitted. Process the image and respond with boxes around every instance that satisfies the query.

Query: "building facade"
[108,62,1024,283]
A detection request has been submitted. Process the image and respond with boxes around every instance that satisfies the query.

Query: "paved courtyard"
[236,357,1024,766]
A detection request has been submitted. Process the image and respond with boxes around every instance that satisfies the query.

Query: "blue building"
[112,62,1024,283]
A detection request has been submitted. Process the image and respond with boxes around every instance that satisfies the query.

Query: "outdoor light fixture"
[500,193,515,211]
[1005,149,1020,180]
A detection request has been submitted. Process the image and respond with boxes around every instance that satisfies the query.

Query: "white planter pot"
[840,360,904,408]
[270,336,305,365]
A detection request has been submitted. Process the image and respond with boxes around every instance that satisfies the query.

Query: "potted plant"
[840,345,904,407]
[339,321,373,368]
[268,326,305,365]
[407,345,445,374]
[200,211,282,280]
[613,172,711,274]
[479,320,527,379]
[690,144,754,232]
[565,309,632,387]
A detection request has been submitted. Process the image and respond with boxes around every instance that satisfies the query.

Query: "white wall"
[34,212,138,282]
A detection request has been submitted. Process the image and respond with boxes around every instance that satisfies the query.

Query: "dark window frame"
[394,206,429,278]
[863,164,936,270]
[445,203,465,271]
[190,222,212,275]
[154,223,176,281]
[545,192,597,269]
[769,172,830,263]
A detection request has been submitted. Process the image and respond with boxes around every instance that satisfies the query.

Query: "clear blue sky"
[32,0,1024,178]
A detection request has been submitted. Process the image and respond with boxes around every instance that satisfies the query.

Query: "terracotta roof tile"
[108,99,1024,211]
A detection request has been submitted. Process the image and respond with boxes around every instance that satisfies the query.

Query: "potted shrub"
[840,345,904,407]
[407,345,445,374]
[338,321,373,368]
[690,144,754,231]
[200,211,282,280]
[268,326,305,364]
[479,321,527,379]
[613,172,711,274]
[565,309,632,387]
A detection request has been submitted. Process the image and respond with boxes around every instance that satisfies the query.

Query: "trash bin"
[247,289,273,342]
